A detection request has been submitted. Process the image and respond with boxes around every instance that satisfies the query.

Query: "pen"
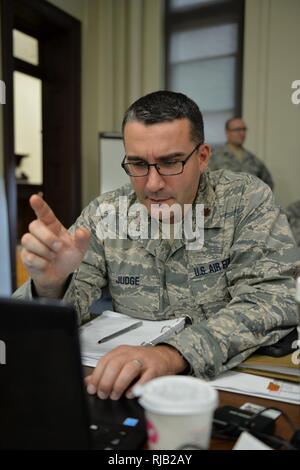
[97,320,143,344]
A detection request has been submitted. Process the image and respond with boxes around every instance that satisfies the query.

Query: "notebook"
[0,297,147,450]
[235,352,300,383]
[80,310,188,367]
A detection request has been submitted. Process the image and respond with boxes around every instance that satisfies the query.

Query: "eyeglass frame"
[121,142,202,177]
[227,127,248,132]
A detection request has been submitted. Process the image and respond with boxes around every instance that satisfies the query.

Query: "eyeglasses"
[121,143,202,177]
[228,127,248,132]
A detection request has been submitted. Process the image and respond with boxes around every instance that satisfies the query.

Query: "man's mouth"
[148,198,171,204]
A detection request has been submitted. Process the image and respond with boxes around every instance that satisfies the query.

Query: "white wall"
[243,0,300,207]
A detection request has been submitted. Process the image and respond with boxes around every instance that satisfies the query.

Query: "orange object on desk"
[16,245,29,287]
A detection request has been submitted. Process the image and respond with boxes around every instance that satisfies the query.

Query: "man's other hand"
[85,344,188,400]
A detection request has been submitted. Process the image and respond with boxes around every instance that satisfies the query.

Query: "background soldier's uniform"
[14,170,298,380]
[209,144,274,190]
[286,200,300,246]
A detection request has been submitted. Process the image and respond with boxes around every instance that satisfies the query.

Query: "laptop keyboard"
[89,421,143,450]
[86,393,147,450]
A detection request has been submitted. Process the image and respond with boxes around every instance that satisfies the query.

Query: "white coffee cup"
[133,375,218,450]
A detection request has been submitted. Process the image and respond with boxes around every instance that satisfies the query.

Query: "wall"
[49,0,163,206]
[5,1,298,209]
[243,0,300,207]
[1,0,163,210]
[81,0,163,205]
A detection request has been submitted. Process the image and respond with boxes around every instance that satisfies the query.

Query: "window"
[166,0,244,144]
[13,29,43,185]
[13,30,39,66]
[13,71,43,185]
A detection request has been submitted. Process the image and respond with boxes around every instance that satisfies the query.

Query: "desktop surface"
[84,366,300,450]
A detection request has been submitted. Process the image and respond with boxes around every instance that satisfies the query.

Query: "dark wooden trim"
[14,58,43,79]
[13,0,80,35]
[166,0,243,27]
[1,0,82,289]
[1,0,17,289]
[13,0,82,229]
[40,15,81,228]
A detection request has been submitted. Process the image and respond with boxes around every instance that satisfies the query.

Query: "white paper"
[79,310,186,367]
[210,371,300,405]
[233,432,272,450]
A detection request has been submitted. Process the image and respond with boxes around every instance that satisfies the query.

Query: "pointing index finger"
[29,194,62,233]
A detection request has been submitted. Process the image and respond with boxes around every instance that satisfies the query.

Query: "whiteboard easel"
[98,132,129,194]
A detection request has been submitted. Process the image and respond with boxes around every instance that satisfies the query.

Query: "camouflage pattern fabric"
[209,144,274,190]
[286,200,300,246]
[14,170,298,380]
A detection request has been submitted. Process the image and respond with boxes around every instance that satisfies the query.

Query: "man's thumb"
[74,227,91,253]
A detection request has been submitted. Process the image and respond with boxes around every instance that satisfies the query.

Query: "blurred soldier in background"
[209,117,274,190]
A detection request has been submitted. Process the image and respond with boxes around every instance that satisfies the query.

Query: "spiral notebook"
[79,311,187,367]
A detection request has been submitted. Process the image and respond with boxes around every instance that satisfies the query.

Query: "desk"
[84,367,299,450]
[210,390,300,450]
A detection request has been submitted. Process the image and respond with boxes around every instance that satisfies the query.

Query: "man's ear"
[199,144,211,172]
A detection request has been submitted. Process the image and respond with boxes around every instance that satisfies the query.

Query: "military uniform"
[14,170,298,379]
[209,144,274,190]
[286,200,300,246]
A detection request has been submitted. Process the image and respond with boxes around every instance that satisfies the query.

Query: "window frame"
[165,0,245,116]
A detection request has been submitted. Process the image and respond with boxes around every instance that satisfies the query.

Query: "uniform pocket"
[108,269,160,317]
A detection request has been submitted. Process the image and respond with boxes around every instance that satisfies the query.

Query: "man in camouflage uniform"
[286,200,300,246]
[14,91,297,401]
[209,117,274,190]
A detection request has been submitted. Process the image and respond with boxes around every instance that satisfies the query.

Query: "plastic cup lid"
[133,376,218,416]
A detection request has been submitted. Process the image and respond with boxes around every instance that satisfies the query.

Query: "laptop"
[0,297,147,450]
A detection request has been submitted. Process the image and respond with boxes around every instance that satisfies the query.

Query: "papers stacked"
[235,353,300,383]
[79,310,186,367]
[210,371,300,405]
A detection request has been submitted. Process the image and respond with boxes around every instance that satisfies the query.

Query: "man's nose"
[145,166,165,193]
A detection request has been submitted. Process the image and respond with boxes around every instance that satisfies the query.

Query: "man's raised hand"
[21,194,90,297]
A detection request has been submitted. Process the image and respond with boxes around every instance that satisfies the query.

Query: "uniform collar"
[122,171,224,259]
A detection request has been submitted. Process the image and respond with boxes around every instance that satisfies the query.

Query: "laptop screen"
[0,297,147,450]
[0,298,91,449]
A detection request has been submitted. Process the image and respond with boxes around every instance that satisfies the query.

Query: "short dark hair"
[225,117,242,130]
[122,90,204,144]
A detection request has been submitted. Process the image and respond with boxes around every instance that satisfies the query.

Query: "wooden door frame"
[1,0,81,289]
